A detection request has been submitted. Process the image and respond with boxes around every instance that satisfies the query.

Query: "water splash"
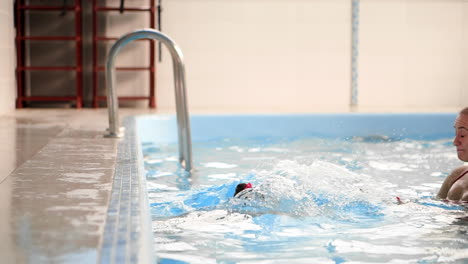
[151,160,387,222]
[230,160,387,220]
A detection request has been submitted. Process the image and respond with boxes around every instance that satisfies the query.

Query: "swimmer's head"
[454,107,468,162]
[234,182,252,197]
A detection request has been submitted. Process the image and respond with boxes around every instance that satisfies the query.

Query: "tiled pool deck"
[0,109,156,264]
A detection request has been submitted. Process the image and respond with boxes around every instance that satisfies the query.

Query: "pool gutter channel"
[99,116,155,264]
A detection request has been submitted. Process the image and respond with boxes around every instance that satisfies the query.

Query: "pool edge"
[99,116,155,264]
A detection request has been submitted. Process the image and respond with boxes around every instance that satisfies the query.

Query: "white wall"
[154,0,467,112]
[360,0,466,110]
[158,0,351,112]
[463,1,468,106]
[0,1,16,114]
[6,1,468,112]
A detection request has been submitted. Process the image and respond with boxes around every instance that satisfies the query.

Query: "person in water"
[233,182,267,200]
[234,182,254,199]
[438,107,468,202]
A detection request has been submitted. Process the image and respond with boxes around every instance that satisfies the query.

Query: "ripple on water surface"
[144,137,468,263]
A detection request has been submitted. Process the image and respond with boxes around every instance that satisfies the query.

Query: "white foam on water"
[207,173,237,180]
[243,160,391,217]
[203,162,238,169]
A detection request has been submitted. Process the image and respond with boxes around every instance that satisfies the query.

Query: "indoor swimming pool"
[136,113,468,263]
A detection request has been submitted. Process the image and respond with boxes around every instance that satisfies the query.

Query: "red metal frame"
[15,0,83,108]
[92,0,156,108]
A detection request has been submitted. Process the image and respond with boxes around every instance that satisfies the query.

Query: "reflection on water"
[143,137,468,263]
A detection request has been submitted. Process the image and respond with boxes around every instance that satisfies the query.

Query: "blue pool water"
[138,114,468,263]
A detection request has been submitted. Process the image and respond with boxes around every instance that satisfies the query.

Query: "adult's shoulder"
[437,165,468,199]
[450,165,468,178]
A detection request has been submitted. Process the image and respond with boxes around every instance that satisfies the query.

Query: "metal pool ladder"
[104,28,193,172]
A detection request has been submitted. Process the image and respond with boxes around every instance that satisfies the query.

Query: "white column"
[0,1,16,115]
[351,0,360,108]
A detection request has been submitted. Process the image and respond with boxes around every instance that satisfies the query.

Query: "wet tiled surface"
[0,109,156,264]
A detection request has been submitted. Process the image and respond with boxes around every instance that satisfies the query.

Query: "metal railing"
[104,28,193,172]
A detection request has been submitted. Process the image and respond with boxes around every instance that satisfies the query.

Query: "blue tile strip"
[99,117,154,264]
[351,0,360,107]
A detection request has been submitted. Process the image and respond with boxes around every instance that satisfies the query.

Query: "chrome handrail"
[104,28,193,172]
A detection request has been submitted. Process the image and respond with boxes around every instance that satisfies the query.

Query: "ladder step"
[18,66,81,71]
[19,6,77,11]
[19,96,77,101]
[96,96,151,101]
[18,36,79,41]
[95,66,152,71]
[95,7,152,12]
[95,37,152,41]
